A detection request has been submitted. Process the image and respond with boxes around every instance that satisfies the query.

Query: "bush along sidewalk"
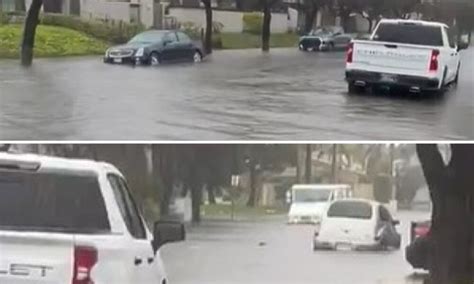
[0,24,107,59]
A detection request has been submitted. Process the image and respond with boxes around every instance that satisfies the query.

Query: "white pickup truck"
[0,152,184,284]
[345,19,469,94]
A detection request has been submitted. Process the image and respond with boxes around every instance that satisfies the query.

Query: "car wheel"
[193,50,203,63]
[150,52,161,66]
[328,42,335,51]
[348,82,365,94]
[298,43,307,51]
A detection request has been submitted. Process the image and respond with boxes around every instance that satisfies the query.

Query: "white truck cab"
[346,19,469,94]
[287,184,352,224]
[0,152,184,284]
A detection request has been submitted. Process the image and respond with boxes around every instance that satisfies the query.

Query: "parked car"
[287,184,352,224]
[0,152,185,284]
[346,19,469,95]
[406,220,431,270]
[299,26,353,52]
[313,199,401,251]
[104,30,205,65]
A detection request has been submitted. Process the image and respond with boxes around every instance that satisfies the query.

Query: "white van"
[287,184,352,224]
[0,152,184,284]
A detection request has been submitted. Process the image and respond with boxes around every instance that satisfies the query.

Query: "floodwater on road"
[0,48,473,140]
[161,210,431,284]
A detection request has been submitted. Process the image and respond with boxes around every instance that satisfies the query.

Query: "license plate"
[113,58,122,63]
[336,243,352,251]
[380,74,397,83]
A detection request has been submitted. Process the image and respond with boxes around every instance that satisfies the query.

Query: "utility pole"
[296,145,305,183]
[331,144,338,183]
[305,144,312,183]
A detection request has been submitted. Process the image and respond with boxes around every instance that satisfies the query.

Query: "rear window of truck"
[373,23,443,46]
[327,201,373,219]
[0,170,110,233]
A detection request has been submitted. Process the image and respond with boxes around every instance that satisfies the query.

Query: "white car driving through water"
[287,184,352,224]
[313,199,401,251]
[0,152,184,284]
[346,19,469,94]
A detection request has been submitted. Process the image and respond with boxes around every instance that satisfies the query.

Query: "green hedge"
[0,24,107,58]
[40,14,144,44]
[243,12,262,35]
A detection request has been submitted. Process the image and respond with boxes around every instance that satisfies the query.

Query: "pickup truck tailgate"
[0,232,74,284]
[351,40,433,76]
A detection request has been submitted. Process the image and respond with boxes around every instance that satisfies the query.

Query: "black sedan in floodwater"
[104,30,205,65]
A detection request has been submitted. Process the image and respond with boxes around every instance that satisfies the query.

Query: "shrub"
[243,12,262,35]
[40,14,145,44]
[0,24,107,58]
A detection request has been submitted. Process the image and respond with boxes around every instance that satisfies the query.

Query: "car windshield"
[0,170,110,233]
[293,189,331,203]
[373,23,443,46]
[129,32,165,44]
[310,27,337,35]
[327,201,373,219]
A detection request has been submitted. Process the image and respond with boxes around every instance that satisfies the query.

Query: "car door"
[176,31,195,61]
[108,174,160,284]
[161,32,180,62]
[443,27,458,82]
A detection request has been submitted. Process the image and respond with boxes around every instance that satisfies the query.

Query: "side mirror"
[392,219,400,226]
[152,221,185,253]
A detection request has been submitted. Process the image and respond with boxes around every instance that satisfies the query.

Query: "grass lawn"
[201,203,287,218]
[220,32,299,49]
[0,24,108,59]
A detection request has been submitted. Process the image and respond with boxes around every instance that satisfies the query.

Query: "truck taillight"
[346,42,354,63]
[73,246,97,284]
[429,49,440,72]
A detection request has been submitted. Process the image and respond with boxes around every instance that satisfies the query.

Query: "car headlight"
[135,47,144,57]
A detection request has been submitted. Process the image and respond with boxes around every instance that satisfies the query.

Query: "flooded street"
[161,210,430,284]
[0,48,472,140]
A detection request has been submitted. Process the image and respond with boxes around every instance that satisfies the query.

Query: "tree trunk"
[247,161,257,207]
[207,185,216,204]
[304,6,318,33]
[296,145,305,184]
[191,182,202,223]
[15,0,26,11]
[367,17,373,33]
[261,0,271,52]
[305,144,312,183]
[331,144,338,183]
[202,0,213,54]
[21,0,43,67]
[417,144,474,284]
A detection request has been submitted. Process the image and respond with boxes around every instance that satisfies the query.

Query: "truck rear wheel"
[348,82,365,94]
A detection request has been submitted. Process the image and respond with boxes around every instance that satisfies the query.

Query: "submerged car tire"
[150,52,161,66]
[348,82,365,94]
[193,50,203,63]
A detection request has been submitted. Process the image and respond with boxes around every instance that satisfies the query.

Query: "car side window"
[108,174,146,239]
[444,28,456,48]
[379,206,392,223]
[177,32,191,43]
[164,32,178,44]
